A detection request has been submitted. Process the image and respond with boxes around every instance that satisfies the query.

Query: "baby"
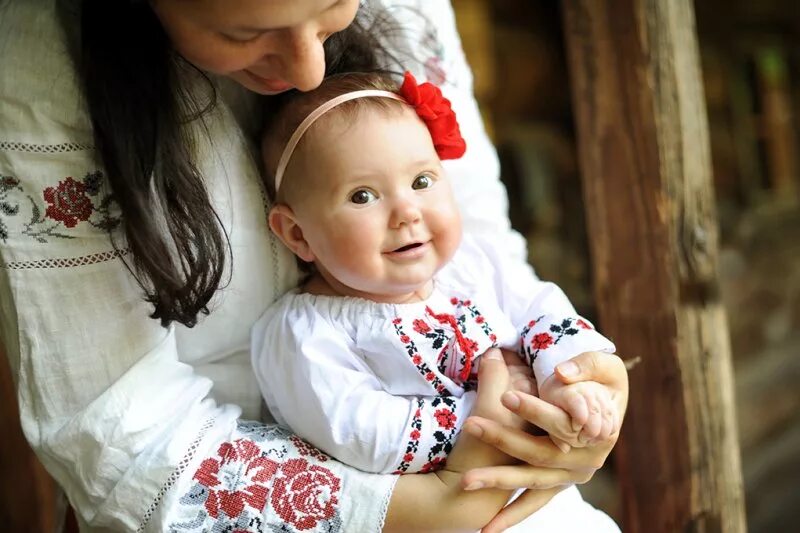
[252,71,621,531]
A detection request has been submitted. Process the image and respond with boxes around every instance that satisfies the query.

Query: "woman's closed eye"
[349,189,377,205]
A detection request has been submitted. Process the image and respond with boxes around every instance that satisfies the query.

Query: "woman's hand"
[462,350,629,532]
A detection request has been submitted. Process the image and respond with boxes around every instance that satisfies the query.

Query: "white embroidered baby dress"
[252,234,617,475]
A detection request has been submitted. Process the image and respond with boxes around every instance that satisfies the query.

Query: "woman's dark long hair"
[74,0,392,327]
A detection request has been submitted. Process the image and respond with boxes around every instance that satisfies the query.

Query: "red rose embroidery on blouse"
[577,318,593,330]
[413,319,431,334]
[271,458,341,530]
[43,177,93,228]
[531,332,555,351]
[434,408,457,430]
[194,439,278,519]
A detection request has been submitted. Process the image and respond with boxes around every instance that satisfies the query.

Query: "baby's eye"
[412,174,433,190]
[350,189,376,205]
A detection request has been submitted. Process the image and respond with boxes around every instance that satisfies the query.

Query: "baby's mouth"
[392,242,423,253]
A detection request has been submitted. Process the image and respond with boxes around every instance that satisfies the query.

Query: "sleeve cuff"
[519,315,616,386]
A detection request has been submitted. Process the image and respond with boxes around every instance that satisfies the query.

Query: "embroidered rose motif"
[413,319,431,334]
[532,332,555,351]
[193,438,278,519]
[434,408,457,430]
[577,319,593,330]
[271,458,341,530]
[420,456,446,473]
[43,176,93,228]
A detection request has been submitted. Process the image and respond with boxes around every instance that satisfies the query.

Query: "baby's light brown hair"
[261,72,409,205]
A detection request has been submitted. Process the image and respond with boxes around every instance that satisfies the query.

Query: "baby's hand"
[537,374,620,452]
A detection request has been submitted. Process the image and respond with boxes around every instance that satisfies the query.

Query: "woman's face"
[151,0,360,94]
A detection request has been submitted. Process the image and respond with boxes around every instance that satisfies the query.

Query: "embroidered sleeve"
[156,423,395,533]
[459,235,617,386]
[251,304,476,476]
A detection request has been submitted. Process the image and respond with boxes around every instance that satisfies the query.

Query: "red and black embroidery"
[394,396,459,474]
[393,317,448,394]
[520,316,592,366]
[0,171,120,243]
[393,398,424,474]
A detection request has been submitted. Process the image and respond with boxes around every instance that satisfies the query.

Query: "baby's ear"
[268,205,316,262]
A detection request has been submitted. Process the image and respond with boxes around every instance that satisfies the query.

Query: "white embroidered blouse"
[1,1,576,531]
[252,235,616,476]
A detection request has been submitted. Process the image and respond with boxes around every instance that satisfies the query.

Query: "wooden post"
[561,1,747,531]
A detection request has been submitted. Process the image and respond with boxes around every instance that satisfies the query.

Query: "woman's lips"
[244,70,293,93]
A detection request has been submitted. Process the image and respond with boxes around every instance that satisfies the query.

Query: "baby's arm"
[383,349,523,533]
[252,309,516,473]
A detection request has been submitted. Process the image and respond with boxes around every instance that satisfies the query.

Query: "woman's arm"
[462,351,629,533]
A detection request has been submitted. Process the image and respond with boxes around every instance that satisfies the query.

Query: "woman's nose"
[277,26,326,92]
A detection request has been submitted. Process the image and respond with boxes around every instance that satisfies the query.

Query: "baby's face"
[289,106,462,302]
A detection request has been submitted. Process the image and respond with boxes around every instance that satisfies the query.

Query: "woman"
[0,0,629,531]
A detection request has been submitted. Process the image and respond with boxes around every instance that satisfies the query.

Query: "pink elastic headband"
[273,90,404,193]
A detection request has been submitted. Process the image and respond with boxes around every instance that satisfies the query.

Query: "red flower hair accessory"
[399,71,467,160]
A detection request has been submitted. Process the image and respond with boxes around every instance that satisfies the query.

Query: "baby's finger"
[564,390,589,431]
[550,435,572,454]
[481,486,566,533]
[579,396,603,443]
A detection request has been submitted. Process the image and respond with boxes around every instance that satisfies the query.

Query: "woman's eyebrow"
[232,0,341,32]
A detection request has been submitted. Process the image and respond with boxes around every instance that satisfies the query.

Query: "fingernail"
[558,442,571,453]
[484,348,502,360]
[464,421,484,438]
[502,391,520,410]
[464,481,485,491]
[557,361,579,377]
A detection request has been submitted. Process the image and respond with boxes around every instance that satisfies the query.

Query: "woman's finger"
[462,464,576,491]
[473,348,510,419]
[464,414,614,470]
[463,415,561,465]
[481,486,567,533]
[500,390,575,437]
[555,351,628,390]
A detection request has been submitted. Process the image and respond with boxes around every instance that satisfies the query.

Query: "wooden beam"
[561,1,746,531]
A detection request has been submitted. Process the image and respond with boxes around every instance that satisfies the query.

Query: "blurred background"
[452,0,800,531]
[1,1,798,531]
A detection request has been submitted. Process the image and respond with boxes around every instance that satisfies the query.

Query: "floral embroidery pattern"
[394,399,424,474]
[0,171,120,243]
[392,317,448,394]
[169,424,343,533]
[520,316,592,366]
[394,396,458,474]
[271,458,341,531]
[399,297,496,384]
